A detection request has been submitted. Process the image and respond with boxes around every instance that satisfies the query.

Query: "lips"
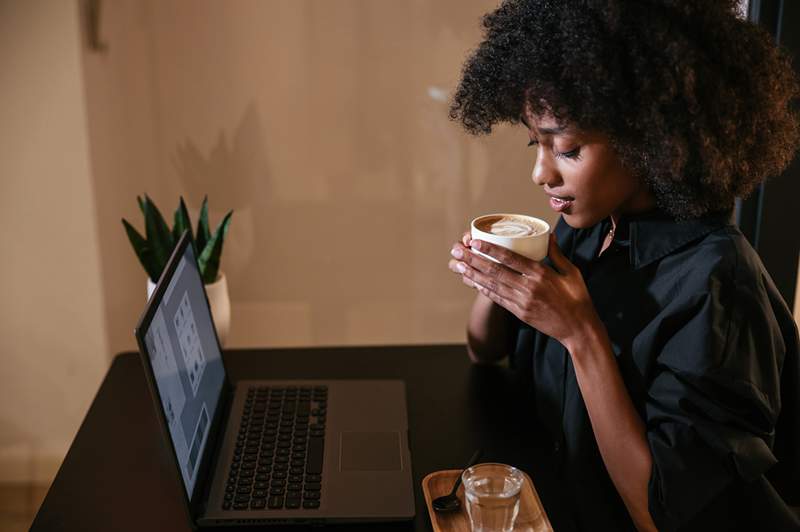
[546,193,575,213]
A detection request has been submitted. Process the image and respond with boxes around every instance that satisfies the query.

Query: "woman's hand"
[448,233,602,350]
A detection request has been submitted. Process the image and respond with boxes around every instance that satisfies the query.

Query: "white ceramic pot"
[146,272,231,347]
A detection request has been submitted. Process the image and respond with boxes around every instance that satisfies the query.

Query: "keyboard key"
[254,481,269,490]
[285,497,301,509]
[268,495,284,509]
[273,462,289,472]
[289,475,303,483]
[304,491,320,500]
[305,482,321,491]
[303,500,320,509]
[305,474,321,483]
[307,437,324,475]
[235,494,251,502]
[234,502,249,510]
[250,498,266,509]
[237,486,251,494]
[273,471,288,479]
[270,487,285,496]
[288,482,302,491]
[253,490,268,498]
[255,474,269,481]
[223,502,232,510]
[290,467,304,475]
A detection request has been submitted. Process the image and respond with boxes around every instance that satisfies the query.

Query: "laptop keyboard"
[223,385,327,511]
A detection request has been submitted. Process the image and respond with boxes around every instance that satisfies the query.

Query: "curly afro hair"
[449,0,800,219]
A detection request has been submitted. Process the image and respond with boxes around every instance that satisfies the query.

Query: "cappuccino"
[475,215,547,238]
[470,213,550,262]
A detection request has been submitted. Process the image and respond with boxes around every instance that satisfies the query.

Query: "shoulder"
[661,224,773,303]
[653,223,792,375]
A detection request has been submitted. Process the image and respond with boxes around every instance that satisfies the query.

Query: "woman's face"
[523,109,654,228]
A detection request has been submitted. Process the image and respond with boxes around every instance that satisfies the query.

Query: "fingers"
[462,231,471,247]
[452,242,526,292]
[461,260,526,306]
[468,239,545,277]
[448,258,487,292]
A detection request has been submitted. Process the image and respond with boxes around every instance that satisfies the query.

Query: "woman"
[447,1,800,530]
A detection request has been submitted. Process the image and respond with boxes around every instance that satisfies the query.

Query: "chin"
[560,211,602,229]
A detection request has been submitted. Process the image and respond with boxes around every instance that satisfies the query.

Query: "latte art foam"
[476,215,545,237]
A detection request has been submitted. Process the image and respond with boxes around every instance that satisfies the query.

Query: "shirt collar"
[611,209,733,269]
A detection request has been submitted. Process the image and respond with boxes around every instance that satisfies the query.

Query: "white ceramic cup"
[470,213,550,262]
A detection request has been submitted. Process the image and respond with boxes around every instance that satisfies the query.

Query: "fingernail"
[471,240,481,250]
[451,247,463,259]
[456,262,467,273]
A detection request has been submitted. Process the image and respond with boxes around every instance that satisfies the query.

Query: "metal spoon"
[432,449,482,512]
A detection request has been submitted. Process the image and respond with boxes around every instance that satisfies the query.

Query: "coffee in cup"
[470,213,550,262]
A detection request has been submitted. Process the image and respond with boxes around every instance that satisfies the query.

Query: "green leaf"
[172,196,195,254]
[122,218,160,281]
[137,195,146,217]
[143,194,174,278]
[196,195,210,254]
[198,210,233,284]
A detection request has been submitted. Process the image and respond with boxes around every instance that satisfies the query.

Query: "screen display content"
[143,245,225,497]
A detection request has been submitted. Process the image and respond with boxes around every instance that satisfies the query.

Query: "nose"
[531,151,561,188]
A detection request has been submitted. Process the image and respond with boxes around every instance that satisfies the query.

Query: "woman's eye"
[527,139,581,160]
[556,147,581,160]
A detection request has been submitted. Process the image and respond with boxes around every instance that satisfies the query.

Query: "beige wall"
[81,0,557,355]
[3,0,795,488]
[0,0,107,482]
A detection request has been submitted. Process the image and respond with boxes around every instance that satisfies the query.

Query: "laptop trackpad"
[340,431,402,471]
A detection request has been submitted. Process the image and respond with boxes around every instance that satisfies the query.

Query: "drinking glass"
[462,463,523,532]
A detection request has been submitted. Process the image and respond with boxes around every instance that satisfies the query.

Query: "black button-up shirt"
[510,210,800,531]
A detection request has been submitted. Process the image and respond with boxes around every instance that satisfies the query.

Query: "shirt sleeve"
[644,254,785,530]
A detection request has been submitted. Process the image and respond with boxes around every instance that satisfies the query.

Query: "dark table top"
[32,344,561,531]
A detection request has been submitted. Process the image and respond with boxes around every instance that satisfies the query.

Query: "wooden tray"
[422,469,553,532]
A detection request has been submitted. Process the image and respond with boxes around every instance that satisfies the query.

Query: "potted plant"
[122,195,233,345]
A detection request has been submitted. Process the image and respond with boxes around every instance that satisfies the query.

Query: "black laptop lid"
[135,233,227,501]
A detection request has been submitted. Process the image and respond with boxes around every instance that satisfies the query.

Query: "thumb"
[547,233,573,274]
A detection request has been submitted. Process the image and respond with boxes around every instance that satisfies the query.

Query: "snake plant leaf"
[143,194,174,276]
[122,218,160,281]
[197,210,233,284]
[196,195,211,255]
[172,196,195,255]
[137,195,146,217]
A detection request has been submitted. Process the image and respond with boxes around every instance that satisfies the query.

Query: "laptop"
[134,232,415,527]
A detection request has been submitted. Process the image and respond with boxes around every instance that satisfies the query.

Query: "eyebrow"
[537,126,565,135]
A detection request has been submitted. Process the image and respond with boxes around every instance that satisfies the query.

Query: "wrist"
[562,312,608,358]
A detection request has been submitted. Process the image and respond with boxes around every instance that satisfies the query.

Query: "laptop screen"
[141,243,226,498]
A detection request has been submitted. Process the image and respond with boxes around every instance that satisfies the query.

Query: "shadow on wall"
[173,101,270,290]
